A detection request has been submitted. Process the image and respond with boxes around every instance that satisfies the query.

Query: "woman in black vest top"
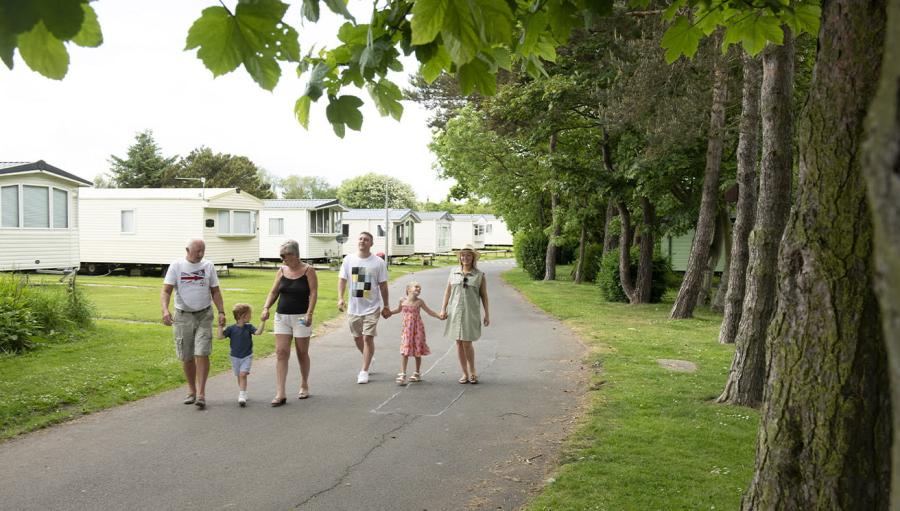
[261,240,318,406]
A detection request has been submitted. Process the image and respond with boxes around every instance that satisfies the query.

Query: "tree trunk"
[716,28,794,408]
[700,210,726,306]
[617,201,636,302]
[861,0,900,506]
[602,202,618,254]
[711,208,732,312]
[720,54,763,343]
[741,4,890,508]
[635,197,655,303]
[574,222,587,284]
[543,132,559,282]
[670,37,728,319]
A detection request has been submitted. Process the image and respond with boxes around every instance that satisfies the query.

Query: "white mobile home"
[482,214,513,246]
[414,211,453,254]
[79,187,262,272]
[0,161,92,272]
[450,214,487,250]
[341,209,421,258]
[260,199,348,261]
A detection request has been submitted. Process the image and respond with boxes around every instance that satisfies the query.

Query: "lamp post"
[384,186,390,261]
[175,176,207,200]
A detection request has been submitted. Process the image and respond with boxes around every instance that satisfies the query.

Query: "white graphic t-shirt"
[340,254,389,316]
[164,258,220,312]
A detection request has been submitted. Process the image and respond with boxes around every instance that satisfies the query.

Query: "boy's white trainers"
[357,371,369,384]
[238,392,247,407]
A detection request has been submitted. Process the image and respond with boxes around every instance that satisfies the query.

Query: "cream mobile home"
[79,187,262,273]
[450,214,487,250]
[260,199,348,261]
[0,161,92,272]
[414,211,453,254]
[341,209,420,258]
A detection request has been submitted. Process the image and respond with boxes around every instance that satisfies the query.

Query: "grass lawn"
[502,268,759,511]
[0,265,429,441]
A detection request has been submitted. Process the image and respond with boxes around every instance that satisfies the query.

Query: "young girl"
[390,281,442,385]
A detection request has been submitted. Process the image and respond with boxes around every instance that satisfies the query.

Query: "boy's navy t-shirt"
[223,323,255,358]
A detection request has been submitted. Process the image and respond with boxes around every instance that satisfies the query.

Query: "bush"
[598,248,672,303]
[571,242,603,283]
[514,230,548,280]
[0,274,94,354]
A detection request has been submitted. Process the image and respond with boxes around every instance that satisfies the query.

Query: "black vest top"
[276,272,310,314]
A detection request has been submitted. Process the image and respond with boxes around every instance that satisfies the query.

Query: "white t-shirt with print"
[340,253,389,316]
[164,258,220,312]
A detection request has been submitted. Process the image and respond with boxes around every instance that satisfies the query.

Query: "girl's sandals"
[458,376,470,384]
[409,372,422,383]
[468,375,479,384]
[183,394,196,405]
[395,372,407,385]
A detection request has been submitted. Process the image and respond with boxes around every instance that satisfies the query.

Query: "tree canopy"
[279,175,338,199]
[336,172,417,209]
[107,130,177,188]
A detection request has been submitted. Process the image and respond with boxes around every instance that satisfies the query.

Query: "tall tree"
[163,147,275,199]
[544,131,561,282]
[280,175,338,199]
[741,1,890,507]
[719,54,762,343]
[717,28,794,407]
[670,36,729,319]
[336,173,417,209]
[862,0,900,505]
[108,130,177,188]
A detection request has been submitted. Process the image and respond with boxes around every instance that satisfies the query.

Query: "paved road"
[0,260,585,511]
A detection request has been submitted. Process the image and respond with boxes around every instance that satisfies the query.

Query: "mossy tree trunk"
[862,0,900,506]
[670,37,727,319]
[635,197,655,303]
[574,222,587,284]
[717,28,794,408]
[617,201,636,302]
[543,131,559,282]
[741,2,890,508]
[602,202,618,254]
[720,54,762,343]
[711,208,732,312]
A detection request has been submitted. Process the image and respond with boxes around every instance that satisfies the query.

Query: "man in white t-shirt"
[161,239,226,409]
[338,231,390,384]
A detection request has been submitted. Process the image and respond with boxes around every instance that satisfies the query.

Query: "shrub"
[514,230,548,280]
[598,248,672,303]
[571,242,603,283]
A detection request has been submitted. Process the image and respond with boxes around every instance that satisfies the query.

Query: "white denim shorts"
[273,313,312,338]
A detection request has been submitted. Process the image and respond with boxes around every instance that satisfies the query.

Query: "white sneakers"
[357,371,369,384]
[238,391,247,406]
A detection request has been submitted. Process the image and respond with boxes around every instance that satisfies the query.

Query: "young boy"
[217,303,265,406]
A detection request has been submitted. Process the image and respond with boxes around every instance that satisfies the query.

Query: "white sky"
[0,1,453,202]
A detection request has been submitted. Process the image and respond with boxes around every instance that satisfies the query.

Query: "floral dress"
[400,304,431,357]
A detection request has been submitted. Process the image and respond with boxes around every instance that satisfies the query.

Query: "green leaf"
[420,45,451,83]
[660,16,703,63]
[723,13,783,56]
[490,45,511,71]
[304,61,331,100]
[475,0,513,44]
[441,1,480,65]
[243,53,281,90]
[519,11,547,56]
[0,31,16,69]
[294,95,312,129]
[323,0,355,22]
[457,57,495,96]
[368,79,404,120]
[584,0,614,16]
[17,20,68,79]
[1,0,40,34]
[546,0,578,42]
[781,4,820,36]
[337,22,369,44]
[325,94,364,137]
[411,0,448,45]
[662,0,686,21]
[37,0,84,40]
[301,0,320,22]
[533,36,557,62]
[185,6,243,76]
[71,3,102,48]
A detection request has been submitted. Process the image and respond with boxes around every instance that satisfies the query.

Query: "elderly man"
[161,239,226,409]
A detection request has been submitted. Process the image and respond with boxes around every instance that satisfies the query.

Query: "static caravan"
[0,161,92,272]
[259,199,348,261]
[414,211,453,254]
[79,187,262,273]
[450,214,487,250]
[341,209,421,258]
[482,214,513,246]
[661,230,726,273]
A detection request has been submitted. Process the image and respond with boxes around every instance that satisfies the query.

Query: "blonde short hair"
[405,281,421,294]
[232,303,252,320]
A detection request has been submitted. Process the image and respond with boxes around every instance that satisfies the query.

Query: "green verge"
[502,268,759,511]
[0,266,428,441]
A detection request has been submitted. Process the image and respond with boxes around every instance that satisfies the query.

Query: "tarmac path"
[0,260,586,510]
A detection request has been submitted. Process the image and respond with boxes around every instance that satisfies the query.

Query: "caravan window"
[53,189,68,228]
[1,185,18,227]
[269,218,284,235]
[309,209,339,234]
[217,210,255,236]
[23,186,50,228]
[121,210,135,233]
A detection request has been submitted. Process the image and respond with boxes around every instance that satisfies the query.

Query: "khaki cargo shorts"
[348,310,381,337]
[174,307,214,361]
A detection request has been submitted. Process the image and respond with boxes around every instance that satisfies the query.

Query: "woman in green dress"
[440,245,490,384]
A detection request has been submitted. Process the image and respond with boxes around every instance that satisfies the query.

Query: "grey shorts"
[348,310,380,337]
[173,307,213,361]
[230,354,253,375]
